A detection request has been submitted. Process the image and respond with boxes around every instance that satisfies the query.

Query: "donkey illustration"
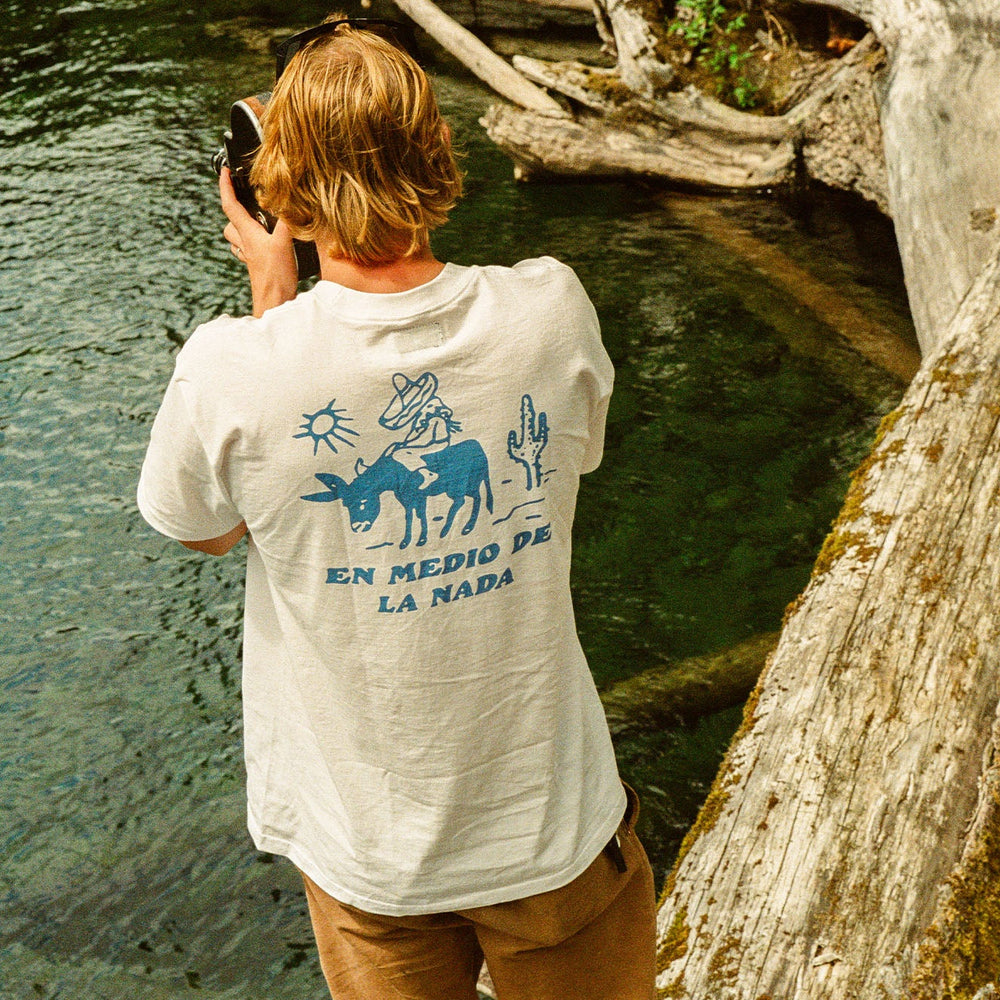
[302,439,494,549]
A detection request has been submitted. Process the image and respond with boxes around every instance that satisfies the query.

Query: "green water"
[0,1,911,996]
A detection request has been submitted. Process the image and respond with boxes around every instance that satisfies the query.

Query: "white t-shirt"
[137,256,625,915]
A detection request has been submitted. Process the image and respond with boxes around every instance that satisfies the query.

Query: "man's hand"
[219,168,299,318]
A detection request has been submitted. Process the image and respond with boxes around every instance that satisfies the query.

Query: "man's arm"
[219,168,299,318]
[172,174,294,551]
[180,520,249,556]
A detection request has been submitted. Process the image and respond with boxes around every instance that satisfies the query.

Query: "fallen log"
[819,0,1000,352]
[483,34,889,211]
[656,236,1000,1000]
[600,633,780,740]
[662,195,920,383]
[481,101,796,186]
[511,0,592,9]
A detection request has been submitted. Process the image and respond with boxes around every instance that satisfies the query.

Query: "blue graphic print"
[294,399,359,455]
[507,395,548,490]
[302,441,494,549]
[300,372,493,549]
[377,372,461,489]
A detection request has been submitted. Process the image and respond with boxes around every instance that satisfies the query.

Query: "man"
[137,19,656,1000]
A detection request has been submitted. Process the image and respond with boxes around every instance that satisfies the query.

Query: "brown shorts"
[300,785,656,1000]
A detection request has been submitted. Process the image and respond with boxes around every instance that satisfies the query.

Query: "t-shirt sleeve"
[581,384,612,475]
[137,374,243,542]
[566,268,613,476]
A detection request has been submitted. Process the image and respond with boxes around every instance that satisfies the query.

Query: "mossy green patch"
[658,906,692,971]
[659,679,763,904]
[658,971,688,999]
[707,929,744,987]
[908,783,1000,999]
[808,407,907,582]
[930,353,980,398]
[582,70,636,104]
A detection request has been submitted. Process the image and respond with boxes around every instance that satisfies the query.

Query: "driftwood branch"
[483,34,889,212]
[392,0,567,115]
[601,0,676,96]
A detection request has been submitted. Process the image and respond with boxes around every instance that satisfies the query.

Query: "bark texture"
[655,239,1000,999]
[600,0,676,96]
[874,13,1000,351]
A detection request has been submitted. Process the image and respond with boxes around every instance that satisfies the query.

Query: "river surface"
[0,2,912,996]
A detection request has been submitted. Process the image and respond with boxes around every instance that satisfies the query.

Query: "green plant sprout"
[669,0,758,108]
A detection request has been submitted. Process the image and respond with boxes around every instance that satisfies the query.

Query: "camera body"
[212,95,320,280]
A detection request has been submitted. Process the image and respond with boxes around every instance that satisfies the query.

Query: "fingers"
[218,168,298,301]
[218,167,251,227]
[220,168,251,265]
[219,167,266,254]
[223,221,245,264]
[220,168,266,267]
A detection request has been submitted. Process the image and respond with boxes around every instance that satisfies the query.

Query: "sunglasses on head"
[274,18,423,80]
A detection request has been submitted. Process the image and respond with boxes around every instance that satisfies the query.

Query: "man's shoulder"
[474,256,592,307]
[180,312,253,356]
[175,295,309,375]
[481,255,578,284]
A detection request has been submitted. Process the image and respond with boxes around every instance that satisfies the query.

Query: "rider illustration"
[379,372,462,488]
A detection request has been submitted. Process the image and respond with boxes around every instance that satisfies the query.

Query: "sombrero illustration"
[378,372,439,430]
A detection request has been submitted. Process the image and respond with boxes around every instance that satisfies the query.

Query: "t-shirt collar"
[310,262,473,321]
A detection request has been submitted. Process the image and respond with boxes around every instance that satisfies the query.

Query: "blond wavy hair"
[251,24,462,265]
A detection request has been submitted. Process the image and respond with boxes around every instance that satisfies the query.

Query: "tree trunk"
[600,633,779,740]
[655,235,1000,1000]
[814,0,1000,353]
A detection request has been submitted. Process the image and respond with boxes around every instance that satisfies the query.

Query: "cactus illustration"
[508,395,548,490]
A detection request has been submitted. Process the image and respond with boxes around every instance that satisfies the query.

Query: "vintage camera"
[211,94,320,280]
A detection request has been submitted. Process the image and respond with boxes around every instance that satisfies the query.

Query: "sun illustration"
[294,399,359,455]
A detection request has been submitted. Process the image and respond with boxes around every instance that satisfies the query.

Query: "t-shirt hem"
[247,784,628,917]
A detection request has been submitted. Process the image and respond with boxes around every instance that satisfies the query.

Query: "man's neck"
[319,245,446,294]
